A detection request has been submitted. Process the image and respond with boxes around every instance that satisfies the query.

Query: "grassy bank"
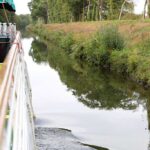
[28,20,150,87]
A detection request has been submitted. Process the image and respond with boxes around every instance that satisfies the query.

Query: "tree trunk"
[143,0,147,19]
[46,0,49,23]
[109,0,113,19]
[119,0,126,20]
[148,0,150,18]
[82,0,85,21]
[99,0,103,21]
[87,0,91,20]
[92,2,95,20]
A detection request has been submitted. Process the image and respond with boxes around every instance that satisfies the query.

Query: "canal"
[23,38,149,150]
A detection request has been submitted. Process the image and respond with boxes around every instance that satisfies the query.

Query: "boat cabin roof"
[0,0,16,12]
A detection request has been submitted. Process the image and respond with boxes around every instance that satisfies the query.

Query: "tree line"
[28,0,137,23]
[0,0,150,24]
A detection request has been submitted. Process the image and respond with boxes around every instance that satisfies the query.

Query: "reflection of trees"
[29,39,48,63]
[46,42,150,149]
[29,39,149,111]
[147,99,150,130]
[48,50,147,110]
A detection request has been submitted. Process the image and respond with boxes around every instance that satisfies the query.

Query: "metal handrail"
[0,32,35,150]
[0,33,19,137]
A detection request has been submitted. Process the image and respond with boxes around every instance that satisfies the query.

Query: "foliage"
[30,21,150,87]
[110,49,129,74]
[15,14,31,30]
[29,0,135,23]
[0,9,15,22]
[0,10,31,31]
[29,38,48,63]
[121,13,142,20]
[59,33,74,54]
[28,0,48,23]
[30,38,148,110]
[97,25,125,51]
[71,25,124,67]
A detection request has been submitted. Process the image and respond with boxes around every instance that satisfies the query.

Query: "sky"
[14,0,145,15]
[134,0,145,14]
[14,0,31,15]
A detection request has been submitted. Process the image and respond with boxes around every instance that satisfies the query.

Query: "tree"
[28,0,49,23]
[119,0,134,20]
[0,9,15,23]
[29,0,135,23]
[99,0,103,20]
[15,14,31,30]
[119,0,126,20]
[143,0,150,19]
[148,0,150,18]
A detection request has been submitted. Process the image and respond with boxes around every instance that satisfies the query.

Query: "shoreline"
[28,20,150,89]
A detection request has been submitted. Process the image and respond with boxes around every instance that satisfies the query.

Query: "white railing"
[0,23,16,41]
[0,32,35,150]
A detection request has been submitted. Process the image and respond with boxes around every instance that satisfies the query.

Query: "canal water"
[23,38,149,150]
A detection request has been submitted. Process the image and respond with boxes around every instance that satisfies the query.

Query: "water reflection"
[29,39,148,111]
[29,38,150,150]
[29,39,48,63]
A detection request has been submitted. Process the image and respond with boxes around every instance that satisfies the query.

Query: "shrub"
[138,38,150,57]
[110,50,128,74]
[127,50,139,74]
[97,25,125,51]
[60,33,74,54]
[71,42,87,60]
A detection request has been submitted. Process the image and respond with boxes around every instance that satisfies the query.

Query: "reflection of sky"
[14,0,144,15]
[23,38,149,150]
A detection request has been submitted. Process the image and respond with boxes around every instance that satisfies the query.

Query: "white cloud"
[14,0,30,15]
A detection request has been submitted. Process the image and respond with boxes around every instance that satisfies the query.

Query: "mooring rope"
[2,3,9,24]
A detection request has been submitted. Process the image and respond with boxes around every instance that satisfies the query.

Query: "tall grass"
[97,25,125,51]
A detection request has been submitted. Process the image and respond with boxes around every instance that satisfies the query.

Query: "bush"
[60,33,74,54]
[97,25,125,51]
[121,13,142,20]
[127,50,139,74]
[110,50,128,74]
[85,40,110,67]
[138,38,150,57]
[71,42,87,60]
